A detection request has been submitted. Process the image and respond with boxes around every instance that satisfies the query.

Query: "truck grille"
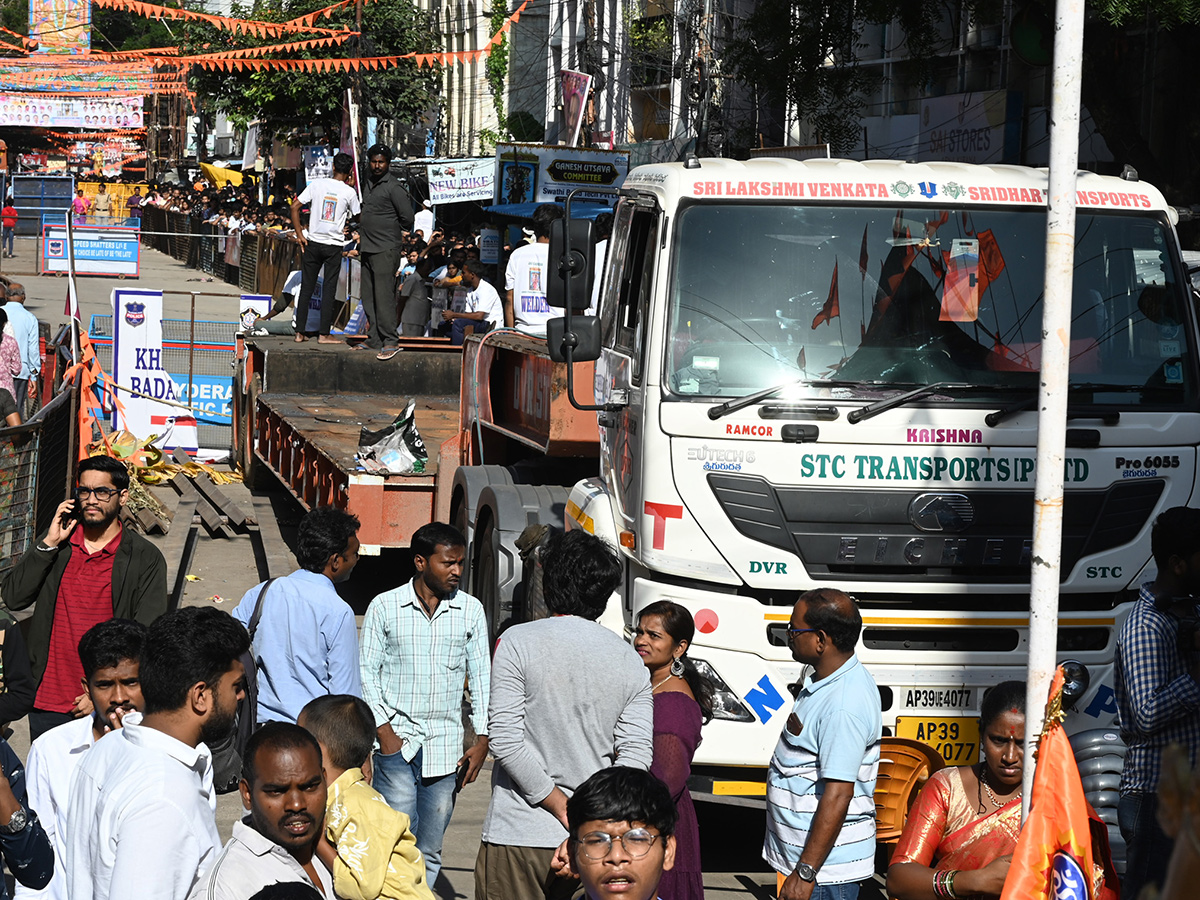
[707,473,1164,582]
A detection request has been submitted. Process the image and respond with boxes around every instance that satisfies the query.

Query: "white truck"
[456,158,1191,828]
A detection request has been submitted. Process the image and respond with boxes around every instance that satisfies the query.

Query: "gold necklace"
[651,672,674,692]
[979,765,1019,808]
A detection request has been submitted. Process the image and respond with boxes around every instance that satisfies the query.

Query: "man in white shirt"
[504,204,564,334]
[443,259,503,344]
[414,199,434,241]
[65,606,250,900]
[19,619,148,900]
[188,723,333,900]
[290,152,361,344]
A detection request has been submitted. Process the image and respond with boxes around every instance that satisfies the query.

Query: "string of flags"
[89,0,355,39]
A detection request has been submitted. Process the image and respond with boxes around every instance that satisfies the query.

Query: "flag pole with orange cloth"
[999,666,1116,900]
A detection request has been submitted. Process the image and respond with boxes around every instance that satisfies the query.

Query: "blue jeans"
[812,883,859,900]
[373,746,457,885]
[1119,791,1173,900]
[3,227,13,255]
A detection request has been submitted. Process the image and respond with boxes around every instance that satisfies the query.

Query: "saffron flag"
[976,229,1006,297]
[999,667,1097,900]
[811,260,839,329]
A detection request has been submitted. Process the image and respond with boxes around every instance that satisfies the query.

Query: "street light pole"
[1022,0,1086,820]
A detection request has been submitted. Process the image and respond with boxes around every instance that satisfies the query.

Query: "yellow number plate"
[895,716,979,765]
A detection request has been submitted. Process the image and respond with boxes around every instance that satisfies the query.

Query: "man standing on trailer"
[358,143,413,361]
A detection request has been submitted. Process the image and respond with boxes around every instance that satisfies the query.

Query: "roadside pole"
[1023,0,1086,818]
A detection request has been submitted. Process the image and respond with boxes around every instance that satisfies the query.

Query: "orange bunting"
[90,0,356,38]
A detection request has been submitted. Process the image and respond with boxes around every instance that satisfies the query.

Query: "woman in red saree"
[887,681,1119,900]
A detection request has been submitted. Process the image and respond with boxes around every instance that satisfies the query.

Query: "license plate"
[895,716,980,765]
[899,687,975,709]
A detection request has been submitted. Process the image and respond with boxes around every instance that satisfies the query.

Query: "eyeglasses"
[76,487,119,501]
[787,627,819,639]
[575,828,661,860]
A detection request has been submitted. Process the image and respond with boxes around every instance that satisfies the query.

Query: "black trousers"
[360,247,401,349]
[295,241,344,335]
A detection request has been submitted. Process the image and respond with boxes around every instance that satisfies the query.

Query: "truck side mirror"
[547,217,595,312]
[547,316,601,363]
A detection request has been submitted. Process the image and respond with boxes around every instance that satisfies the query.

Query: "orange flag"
[811,259,839,329]
[999,666,1097,900]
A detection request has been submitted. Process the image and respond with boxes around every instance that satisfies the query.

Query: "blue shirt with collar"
[763,655,881,885]
[232,568,363,724]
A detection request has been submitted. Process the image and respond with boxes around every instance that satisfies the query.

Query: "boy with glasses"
[566,767,677,900]
[1,456,167,741]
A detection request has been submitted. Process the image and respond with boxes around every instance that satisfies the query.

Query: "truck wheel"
[452,465,514,593]
[473,515,510,641]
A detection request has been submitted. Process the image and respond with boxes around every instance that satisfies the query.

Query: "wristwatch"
[0,807,28,834]
[795,862,818,883]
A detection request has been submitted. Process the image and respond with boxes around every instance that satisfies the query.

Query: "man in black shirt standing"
[358,144,414,360]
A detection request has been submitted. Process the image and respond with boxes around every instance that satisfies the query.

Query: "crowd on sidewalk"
[0,452,1193,900]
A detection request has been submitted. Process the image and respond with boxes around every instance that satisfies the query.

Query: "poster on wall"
[495,143,629,205]
[0,94,142,129]
[29,0,90,54]
[559,70,592,148]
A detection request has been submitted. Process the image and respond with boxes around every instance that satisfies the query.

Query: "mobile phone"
[454,758,471,794]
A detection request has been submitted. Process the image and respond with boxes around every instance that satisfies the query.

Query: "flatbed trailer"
[233,331,598,570]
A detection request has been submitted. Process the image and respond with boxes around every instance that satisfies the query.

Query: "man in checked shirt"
[1114,506,1200,900]
[359,522,490,888]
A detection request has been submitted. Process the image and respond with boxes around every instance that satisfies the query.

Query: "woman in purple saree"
[633,601,713,900]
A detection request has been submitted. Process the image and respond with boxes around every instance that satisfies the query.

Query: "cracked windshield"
[667,203,1191,407]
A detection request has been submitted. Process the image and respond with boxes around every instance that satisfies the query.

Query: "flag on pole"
[999,666,1100,900]
[811,260,839,329]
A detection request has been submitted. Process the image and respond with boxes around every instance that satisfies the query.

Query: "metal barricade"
[0,386,76,580]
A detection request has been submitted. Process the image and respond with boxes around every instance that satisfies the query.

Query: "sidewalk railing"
[0,385,77,580]
[140,207,303,296]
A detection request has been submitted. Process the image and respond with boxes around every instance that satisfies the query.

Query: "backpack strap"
[247,578,278,642]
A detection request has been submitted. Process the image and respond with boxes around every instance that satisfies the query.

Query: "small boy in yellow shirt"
[299,695,435,900]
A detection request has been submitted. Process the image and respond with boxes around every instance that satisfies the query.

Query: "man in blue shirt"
[765,589,881,900]
[233,507,363,724]
[2,284,40,421]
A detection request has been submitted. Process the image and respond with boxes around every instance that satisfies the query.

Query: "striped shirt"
[359,581,490,779]
[1115,584,1200,793]
[35,527,119,712]
[764,655,881,884]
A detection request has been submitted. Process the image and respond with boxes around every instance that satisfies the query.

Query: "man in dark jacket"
[359,143,414,360]
[1,455,167,741]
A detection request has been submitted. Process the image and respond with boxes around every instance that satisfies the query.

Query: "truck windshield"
[666,203,1192,408]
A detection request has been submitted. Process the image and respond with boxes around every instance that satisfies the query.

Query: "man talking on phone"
[359,522,490,887]
[1,456,167,741]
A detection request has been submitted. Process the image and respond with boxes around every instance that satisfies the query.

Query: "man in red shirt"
[1,456,167,740]
[2,199,16,258]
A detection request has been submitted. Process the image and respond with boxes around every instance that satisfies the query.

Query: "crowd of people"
[0,443,1193,900]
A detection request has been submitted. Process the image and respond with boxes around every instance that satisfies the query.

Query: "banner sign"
[111,289,203,450]
[495,143,628,205]
[0,94,143,129]
[919,91,1023,165]
[559,69,591,148]
[29,0,90,54]
[302,145,332,182]
[427,158,494,205]
[43,223,139,276]
[479,226,500,264]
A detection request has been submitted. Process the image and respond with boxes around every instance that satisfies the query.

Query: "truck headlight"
[689,657,756,722]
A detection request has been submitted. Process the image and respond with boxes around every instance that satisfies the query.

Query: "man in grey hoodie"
[475,530,653,900]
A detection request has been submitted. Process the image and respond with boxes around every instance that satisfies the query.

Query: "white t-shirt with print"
[467,279,504,330]
[299,178,361,246]
[504,242,563,333]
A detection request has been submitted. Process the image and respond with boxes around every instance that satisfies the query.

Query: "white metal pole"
[1022,0,1086,820]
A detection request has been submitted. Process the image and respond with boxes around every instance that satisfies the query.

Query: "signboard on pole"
[111,288,200,451]
[560,69,592,148]
[43,221,139,276]
[495,143,629,205]
[427,158,494,205]
[479,226,500,264]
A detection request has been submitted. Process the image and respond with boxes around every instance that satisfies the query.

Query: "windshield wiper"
[707,378,804,420]
[847,382,973,424]
[988,384,1141,427]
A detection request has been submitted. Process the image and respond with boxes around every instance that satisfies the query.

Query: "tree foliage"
[91,0,440,140]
